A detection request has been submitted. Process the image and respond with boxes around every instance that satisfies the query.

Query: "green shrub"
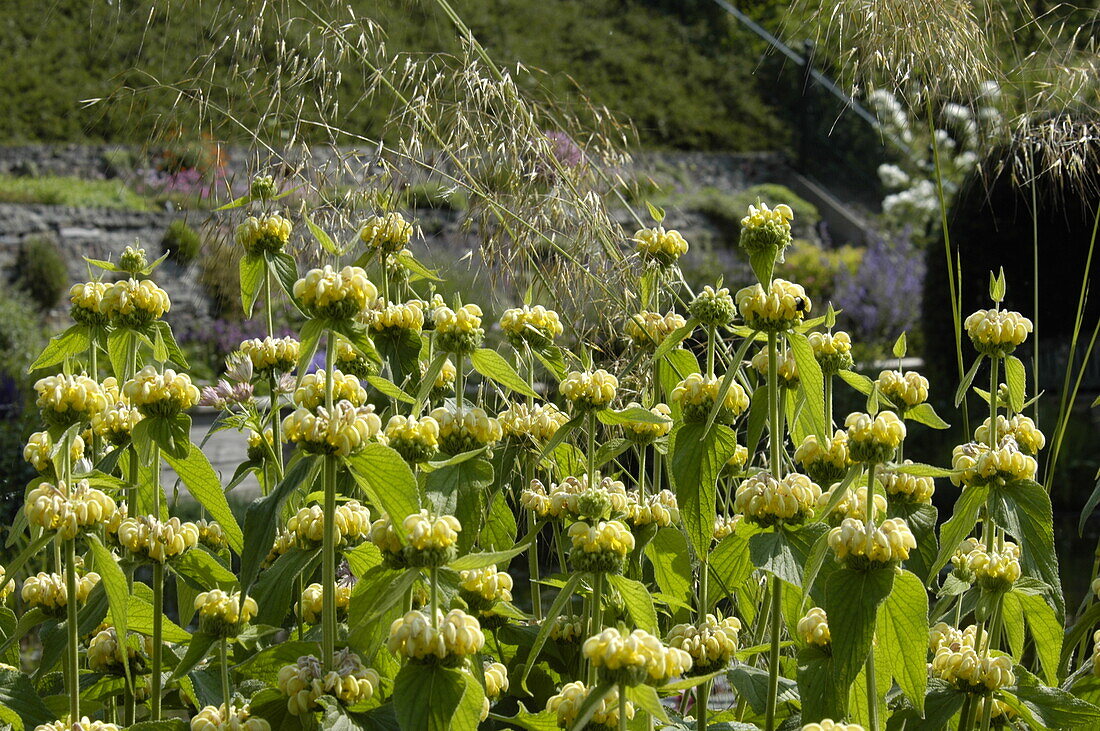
[0,174,153,210]
[400,182,468,211]
[783,239,862,307]
[199,240,243,317]
[163,219,202,266]
[14,236,68,311]
[730,184,820,234]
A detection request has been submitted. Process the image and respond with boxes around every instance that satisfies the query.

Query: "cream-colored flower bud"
[359,211,413,254]
[296,582,352,624]
[433,303,484,354]
[626,489,680,528]
[384,414,440,463]
[689,285,736,328]
[739,201,794,257]
[618,402,673,443]
[194,589,259,636]
[123,366,200,417]
[950,437,1037,487]
[429,404,502,454]
[500,402,569,448]
[801,721,865,731]
[238,336,300,374]
[808,330,854,374]
[975,415,1045,455]
[282,402,382,457]
[101,278,171,327]
[667,614,741,673]
[387,608,484,665]
[583,627,693,686]
[879,461,936,503]
[69,281,111,326]
[117,515,199,563]
[751,346,799,387]
[797,607,831,647]
[23,431,85,475]
[190,702,272,731]
[713,514,741,541]
[235,212,293,255]
[828,517,916,567]
[370,300,425,334]
[294,369,367,410]
[568,520,635,573]
[547,681,635,729]
[794,430,852,486]
[35,374,107,427]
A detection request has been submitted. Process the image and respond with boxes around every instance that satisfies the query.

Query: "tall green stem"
[586,572,604,685]
[151,562,164,720]
[220,638,231,707]
[824,374,833,429]
[698,556,710,731]
[586,411,597,482]
[866,644,879,731]
[64,538,79,722]
[526,457,542,620]
[764,573,782,731]
[322,455,338,670]
[767,332,782,478]
[619,684,628,731]
[430,567,440,628]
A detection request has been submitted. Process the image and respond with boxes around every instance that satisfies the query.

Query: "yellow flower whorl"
[739,202,794,257]
[194,589,259,636]
[751,346,799,387]
[582,627,693,686]
[276,651,380,715]
[297,582,352,625]
[501,305,564,347]
[816,484,887,524]
[282,402,382,457]
[964,308,1033,355]
[828,517,916,568]
[625,310,688,350]
[23,431,85,475]
[499,402,569,448]
[34,374,107,427]
[794,430,852,486]
[547,681,635,730]
[625,489,680,528]
[876,369,930,410]
[34,718,121,731]
[370,300,425,334]
[428,404,502,454]
[238,336,300,374]
[808,330,854,374]
[618,402,672,443]
[801,721,865,731]
[123,366,200,417]
[22,571,100,615]
[26,480,116,539]
[359,211,413,254]
[293,369,367,410]
[401,510,461,567]
[633,226,689,266]
[671,373,749,424]
[975,415,1045,455]
[293,265,377,321]
[386,608,484,665]
[735,472,821,527]
[235,212,293,255]
[88,626,151,675]
[845,411,906,463]
[560,369,619,411]
[101,278,171,327]
[433,303,484,354]
[797,607,831,647]
[69,281,111,326]
[287,500,372,548]
[568,520,635,573]
[929,623,1016,691]
[950,437,1037,487]
[384,414,440,463]
[880,461,936,503]
[736,278,810,331]
[667,614,741,673]
[459,565,514,614]
[116,515,200,563]
[190,703,271,731]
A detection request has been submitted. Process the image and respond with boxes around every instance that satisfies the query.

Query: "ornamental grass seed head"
[671,373,748,424]
[736,279,810,332]
[964,309,1032,355]
[293,265,377,321]
[735,472,821,528]
[845,411,906,463]
[625,310,687,350]
[500,305,563,348]
[235,213,292,255]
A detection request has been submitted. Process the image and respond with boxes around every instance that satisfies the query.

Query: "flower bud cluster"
[816,485,887,524]
[549,614,586,643]
[722,445,750,476]
[194,589,258,636]
[370,300,425,334]
[69,281,111,326]
[359,212,413,254]
[801,721,864,731]
[297,582,352,625]
[384,415,440,463]
[1092,630,1100,677]
[282,402,381,456]
[294,370,367,410]
[975,415,1045,455]
[387,608,484,665]
[713,514,741,541]
[22,571,100,615]
[23,432,84,475]
[245,429,275,462]
[583,627,693,686]
[619,403,672,443]
[625,489,680,528]
[288,501,371,549]
[26,481,116,539]
[751,347,799,387]
[960,540,1022,592]
[119,245,148,273]
[87,626,150,674]
[929,624,1015,691]
[951,437,1037,487]
[34,718,120,731]
[739,202,794,257]
[736,279,810,331]
[459,565,514,613]
[524,474,629,521]
[334,341,374,380]
[845,411,906,463]
[794,431,852,485]
[101,279,171,327]
[35,374,106,426]
[501,305,563,347]
[91,401,142,446]
[0,566,13,602]
[561,369,618,411]
[277,651,380,714]
[429,404,502,454]
[808,331,854,374]
[117,515,200,563]
[735,472,821,527]
[689,285,736,327]
[402,510,461,567]
[879,462,936,503]
[499,402,569,447]
[828,517,916,568]
[625,311,687,350]
[196,519,228,552]
[293,266,377,321]
[666,614,741,673]
[123,366,200,417]
[964,309,1033,355]
[235,213,292,255]
[483,661,509,700]
[238,336,300,374]
[797,607,831,647]
[633,226,689,266]
[422,357,457,398]
[671,373,749,424]
[367,514,405,566]
[547,681,634,730]
[568,520,635,573]
[190,703,271,731]
[876,369,929,410]
[433,304,484,354]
